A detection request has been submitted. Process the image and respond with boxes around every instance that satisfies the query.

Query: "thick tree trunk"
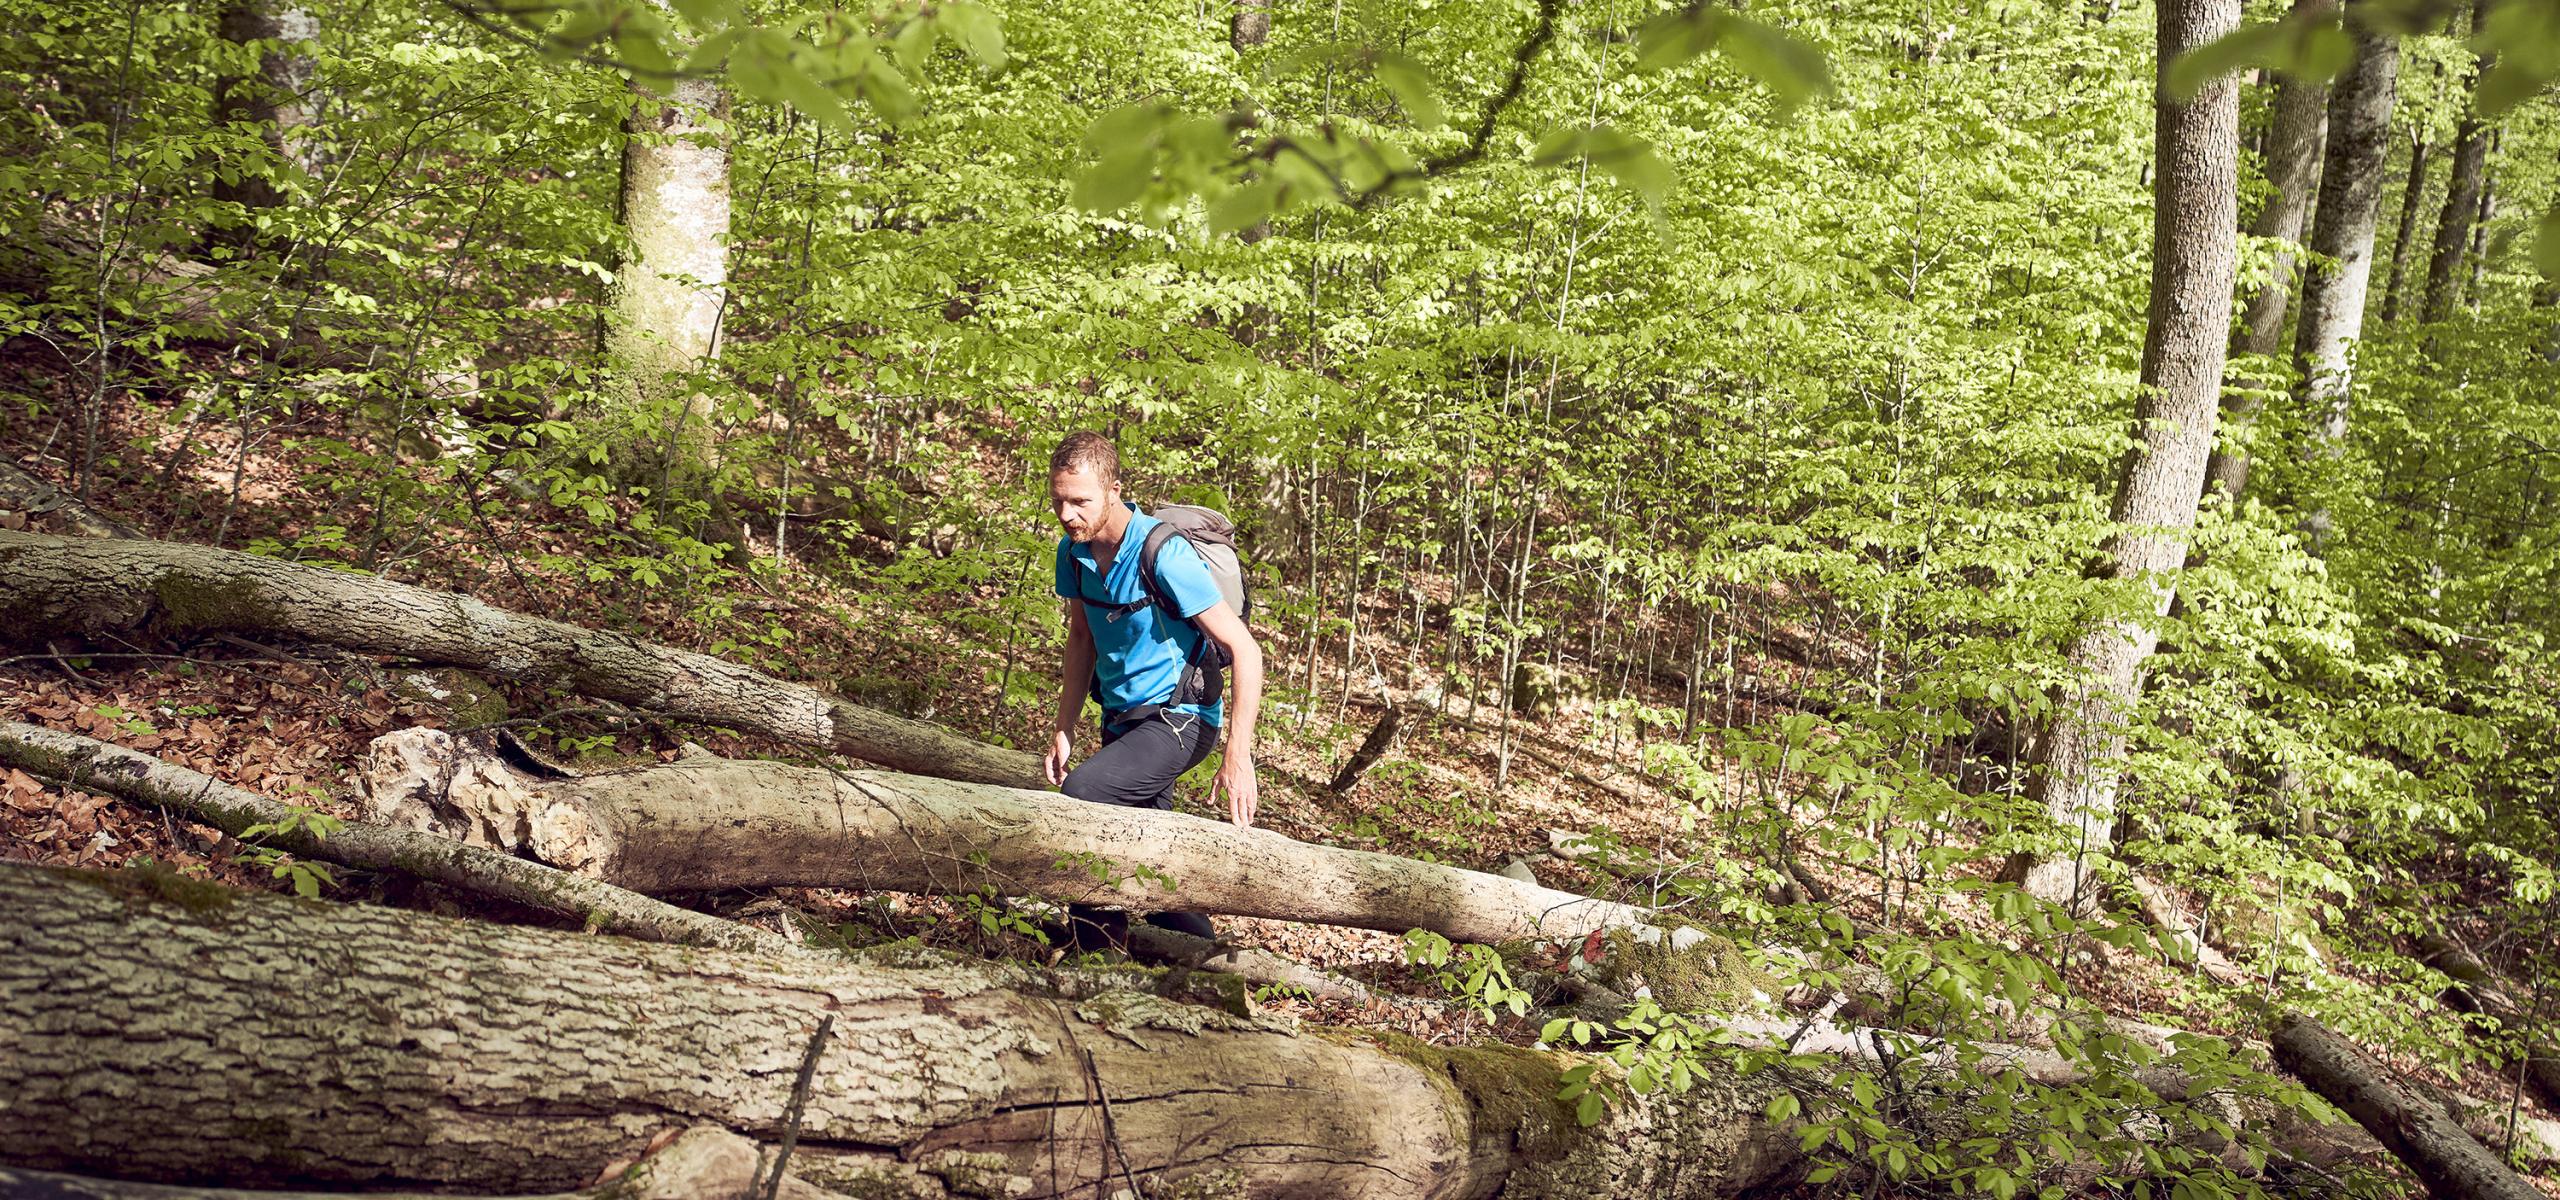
[211,0,318,224]
[356,727,1656,947]
[0,462,144,538]
[0,531,1046,789]
[0,1127,834,1200]
[2211,0,2332,500]
[2270,1014,2545,1200]
[2423,110,2493,323]
[1232,0,1271,50]
[2002,0,2242,907]
[611,77,731,468]
[2378,132,2430,322]
[2290,18,2400,521]
[0,862,1801,1199]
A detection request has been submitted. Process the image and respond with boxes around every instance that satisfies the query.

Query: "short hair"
[1049,431,1120,486]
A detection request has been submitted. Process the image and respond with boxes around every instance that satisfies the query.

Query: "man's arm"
[1191,601,1262,827]
[1046,601,1096,786]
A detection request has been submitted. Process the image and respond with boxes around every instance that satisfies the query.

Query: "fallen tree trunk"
[0,462,146,539]
[0,861,1802,1199]
[0,719,792,956]
[359,728,1659,947]
[2270,1014,2544,1200]
[2419,930,2560,1110]
[0,1127,834,1200]
[0,531,1045,789]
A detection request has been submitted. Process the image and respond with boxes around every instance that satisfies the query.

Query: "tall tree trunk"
[1231,0,1271,49]
[2290,18,2400,546]
[610,77,731,473]
[2465,155,2497,306]
[2210,0,2333,500]
[0,862,1803,1199]
[2002,0,2242,908]
[2423,42,2495,323]
[210,0,318,238]
[2378,131,2431,322]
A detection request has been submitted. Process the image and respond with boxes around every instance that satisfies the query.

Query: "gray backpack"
[1085,505,1252,709]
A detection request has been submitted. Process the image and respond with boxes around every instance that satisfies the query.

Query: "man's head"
[1049,431,1124,544]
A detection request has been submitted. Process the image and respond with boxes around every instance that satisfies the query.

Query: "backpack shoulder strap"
[1135,522,1186,623]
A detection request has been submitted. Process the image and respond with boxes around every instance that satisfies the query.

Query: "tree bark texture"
[1232,0,1271,49]
[2291,22,2400,442]
[0,862,1802,1199]
[211,0,318,219]
[0,719,794,956]
[0,461,144,538]
[2423,111,2493,323]
[2270,1014,2545,1200]
[2212,0,2333,500]
[356,727,1658,947]
[2005,0,2242,907]
[2378,133,2430,322]
[0,531,1048,789]
[611,77,731,444]
[0,1127,836,1200]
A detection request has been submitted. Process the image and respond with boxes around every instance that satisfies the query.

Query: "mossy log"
[0,860,1802,1199]
[0,530,1044,790]
[359,727,1657,946]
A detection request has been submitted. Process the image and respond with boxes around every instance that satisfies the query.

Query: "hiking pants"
[1059,711,1219,942]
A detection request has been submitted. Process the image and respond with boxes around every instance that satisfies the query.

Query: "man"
[1044,431,1262,945]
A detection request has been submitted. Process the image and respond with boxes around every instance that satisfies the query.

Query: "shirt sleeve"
[1053,538,1076,600]
[1151,534,1227,619]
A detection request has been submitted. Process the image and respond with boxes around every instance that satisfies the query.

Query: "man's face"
[1051,466,1120,543]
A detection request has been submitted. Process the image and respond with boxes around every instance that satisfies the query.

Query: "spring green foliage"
[6,0,2559,1193]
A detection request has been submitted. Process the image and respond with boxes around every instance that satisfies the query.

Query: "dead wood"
[0,530,1045,789]
[2419,929,2560,1111]
[0,462,145,539]
[0,1127,836,1200]
[0,859,1805,1200]
[0,719,793,955]
[2271,1013,2546,1200]
[357,727,1658,946]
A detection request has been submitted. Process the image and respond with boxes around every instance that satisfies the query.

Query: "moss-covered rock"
[1583,924,1777,1014]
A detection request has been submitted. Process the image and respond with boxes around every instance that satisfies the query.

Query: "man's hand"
[1207,752,1258,827]
[1043,729,1074,786]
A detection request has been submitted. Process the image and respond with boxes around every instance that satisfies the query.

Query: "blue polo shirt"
[1056,507,1227,727]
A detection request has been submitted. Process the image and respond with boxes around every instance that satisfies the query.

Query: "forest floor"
[5,378,2557,1193]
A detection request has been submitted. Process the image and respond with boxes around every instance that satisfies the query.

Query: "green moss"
[1337,1028,1584,1162]
[1585,925,1776,1014]
[69,860,241,914]
[149,573,267,634]
[392,669,508,728]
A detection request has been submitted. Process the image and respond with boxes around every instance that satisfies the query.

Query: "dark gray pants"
[1059,711,1219,943]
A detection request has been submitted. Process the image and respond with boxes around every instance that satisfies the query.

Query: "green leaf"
[1076,146,1153,213]
[1373,51,1446,129]
[1575,1089,1604,1126]
[667,0,736,29]
[1718,15,1831,113]
[1532,125,1674,214]
[1209,179,1280,235]
[937,1,1007,70]
[1634,6,1729,73]
[1766,1092,1802,1121]
[2530,205,2560,277]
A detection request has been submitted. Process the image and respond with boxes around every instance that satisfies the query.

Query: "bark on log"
[0,719,793,955]
[0,462,145,539]
[0,861,1802,1199]
[2269,1013,2545,1200]
[356,727,1657,946]
[0,1127,833,1200]
[1330,700,1407,793]
[0,531,1046,789]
